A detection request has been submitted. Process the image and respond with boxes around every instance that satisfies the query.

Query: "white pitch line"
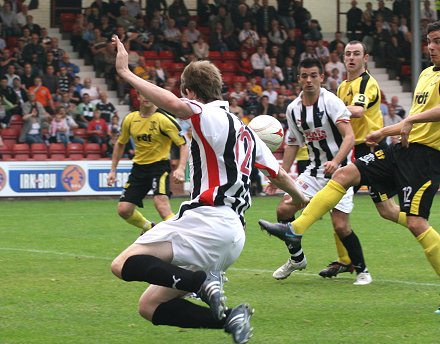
[1,247,440,287]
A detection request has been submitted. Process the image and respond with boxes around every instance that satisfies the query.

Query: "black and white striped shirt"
[178,99,280,224]
[286,88,352,178]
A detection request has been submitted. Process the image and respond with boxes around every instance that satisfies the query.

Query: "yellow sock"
[292,180,346,234]
[334,231,351,265]
[126,209,150,230]
[416,227,440,277]
[164,213,175,221]
[397,212,408,228]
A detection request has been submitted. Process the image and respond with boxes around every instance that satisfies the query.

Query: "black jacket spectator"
[346,1,363,40]
[197,0,216,26]
[256,3,277,35]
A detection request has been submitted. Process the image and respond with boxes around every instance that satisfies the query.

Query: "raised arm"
[112,35,193,119]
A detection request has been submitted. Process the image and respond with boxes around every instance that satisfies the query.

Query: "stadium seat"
[170,62,185,73]
[31,143,48,156]
[60,13,77,32]
[233,75,248,85]
[12,143,31,160]
[72,128,88,140]
[208,50,222,62]
[48,143,66,158]
[33,153,49,160]
[223,51,240,61]
[198,26,210,37]
[218,62,238,73]
[144,50,158,60]
[9,114,24,131]
[222,73,235,86]
[1,128,20,140]
[0,144,13,160]
[66,142,84,159]
[84,143,101,159]
[159,50,174,59]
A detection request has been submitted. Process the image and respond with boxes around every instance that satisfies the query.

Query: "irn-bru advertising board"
[0,160,134,197]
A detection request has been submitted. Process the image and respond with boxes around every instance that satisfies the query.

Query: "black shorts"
[354,143,440,219]
[120,161,172,208]
[353,140,396,201]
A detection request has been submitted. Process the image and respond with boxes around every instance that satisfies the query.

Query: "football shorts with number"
[120,161,171,208]
[354,143,440,218]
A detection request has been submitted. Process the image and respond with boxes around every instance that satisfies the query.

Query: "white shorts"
[296,173,354,214]
[135,205,245,272]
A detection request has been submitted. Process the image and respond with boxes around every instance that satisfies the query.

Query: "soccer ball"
[248,115,284,152]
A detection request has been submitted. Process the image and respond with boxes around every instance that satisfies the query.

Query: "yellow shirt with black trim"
[408,66,440,151]
[337,71,383,145]
[118,109,186,165]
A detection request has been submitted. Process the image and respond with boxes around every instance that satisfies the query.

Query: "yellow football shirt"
[337,71,383,145]
[118,109,186,165]
[408,66,440,151]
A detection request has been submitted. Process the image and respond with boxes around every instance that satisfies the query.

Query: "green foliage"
[1,196,439,344]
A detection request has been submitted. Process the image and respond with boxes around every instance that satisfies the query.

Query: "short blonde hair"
[180,61,223,103]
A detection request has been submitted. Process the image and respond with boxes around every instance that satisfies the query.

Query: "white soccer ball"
[248,115,284,152]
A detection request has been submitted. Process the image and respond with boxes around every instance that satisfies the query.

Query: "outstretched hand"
[111,35,129,75]
[365,129,384,147]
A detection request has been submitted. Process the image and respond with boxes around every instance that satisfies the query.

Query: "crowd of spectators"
[0,0,436,157]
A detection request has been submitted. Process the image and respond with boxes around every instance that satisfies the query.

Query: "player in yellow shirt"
[319,41,409,278]
[259,23,440,313]
[107,93,188,233]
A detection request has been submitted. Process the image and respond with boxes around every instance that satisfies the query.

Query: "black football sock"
[121,255,206,292]
[341,231,367,274]
[279,216,304,262]
[152,298,230,328]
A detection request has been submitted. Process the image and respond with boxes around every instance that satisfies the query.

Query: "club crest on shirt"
[149,121,158,131]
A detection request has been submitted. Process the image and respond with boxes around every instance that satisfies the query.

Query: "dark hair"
[346,40,368,55]
[297,58,323,74]
[427,21,440,35]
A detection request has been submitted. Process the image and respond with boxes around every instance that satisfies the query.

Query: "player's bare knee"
[111,256,124,278]
[333,165,360,188]
[117,204,133,219]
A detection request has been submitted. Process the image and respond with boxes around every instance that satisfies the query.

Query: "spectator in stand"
[375,0,393,23]
[293,0,312,34]
[175,32,194,64]
[151,60,168,87]
[133,56,151,81]
[87,109,109,144]
[256,94,277,116]
[262,68,280,89]
[239,36,257,57]
[267,57,284,84]
[76,93,97,128]
[192,35,210,60]
[29,76,55,115]
[315,39,330,65]
[209,22,230,52]
[262,80,278,104]
[91,0,110,18]
[80,77,101,102]
[382,104,402,146]
[0,94,15,127]
[96,91,118,123]
[249,76,263,96]
[361,11,375,53]
[328,31,346,54]
[259,35,271,53]
[49,108,70,144]
[22,14,41,35]
[146,0,167,22]
[163,17,182,50]
[124,0,141,18]
[232,3,254,31]
[210,5,235,38]
[72,76,83,95]
[12,78,28,108]
[16,3,29,27]
[299,41,319,61]
[106,0,125,26]
[0,2,20,36]
[59,53,80,78]
[385,35,407,78]
[20,27,32,45]
[256,0,277,35]
[168,0,191,29]
[238,20,259,48]
[251,45,270,77]
[304,19,323,41]
[20,93,50,144]
[237,50,254,76]
[283,28,304,57]
[362,1,375,21]
[99,15,116,40]
[20,63,38,90]
[346,0,363,40]
[43,51,60,73]
[22,33,45,66]
[116,6,136,31]
[277,0,295,30]
[58,91,78,118]
[326,67,343,94]
[42,65,59,98]
[5,65,20,87]
[399,15,409,36]
[282,56,297,87]
[268,19,287,47]
[243,80,260,116]
[184,20,201,44]
[229,97,245,120]
[197,0,215,26]
[269,44,285,67]
[389,95,406,118]
[228,81,247,106]
[422,0,438,23]
[371,18,391,66]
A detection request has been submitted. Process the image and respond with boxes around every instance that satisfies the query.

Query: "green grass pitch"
[1,195,439,343]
